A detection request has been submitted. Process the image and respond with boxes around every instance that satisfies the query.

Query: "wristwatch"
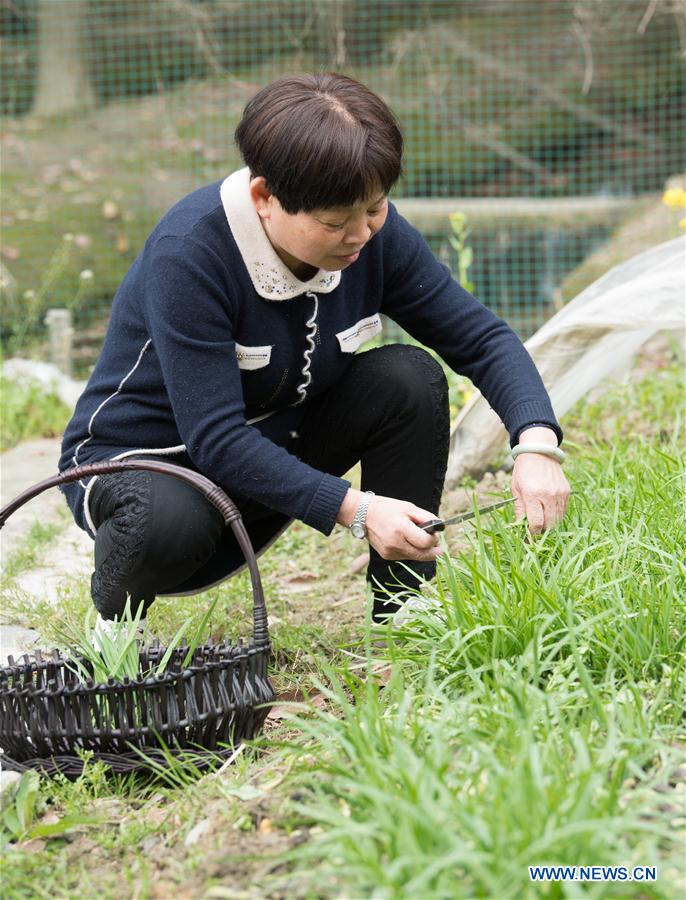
[350,491,375,539]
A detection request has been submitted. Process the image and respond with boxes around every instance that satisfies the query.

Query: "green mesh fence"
[1,0,685,371]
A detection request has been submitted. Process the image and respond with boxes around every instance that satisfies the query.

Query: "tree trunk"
[32,0,96,117]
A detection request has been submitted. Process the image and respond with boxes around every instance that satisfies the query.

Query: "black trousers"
[88,344,450,623]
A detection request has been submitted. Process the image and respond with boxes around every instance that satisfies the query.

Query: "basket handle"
[0,459,270,646]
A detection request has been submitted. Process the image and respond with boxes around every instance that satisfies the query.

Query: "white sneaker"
[392,595,442,628]
[93,614,147,649]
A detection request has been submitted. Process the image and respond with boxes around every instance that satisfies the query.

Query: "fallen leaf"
[285,571,317,583]
[102,200,120,220]
[143,806,168,827]
[349,552,370,574]
[38,811,61,826]
[96,798,125,821]
[268,691,326,719]
[184,817,212,847]
[282,571,318,592]
[41,163,64,184]
[151,882,180,900]
[64,836,98,859]
[141,835,161,855]
[116,233,130,254]
[277,688,305,702]
[371,662,393,684]
[258,817,273,834]
[17,839,46,852]
[224,784,264,801]
[1,245,20,261]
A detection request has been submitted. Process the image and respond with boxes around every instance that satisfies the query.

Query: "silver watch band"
[350,490,375,538]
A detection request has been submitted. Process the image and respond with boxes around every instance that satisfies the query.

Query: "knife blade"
[420,497,515,534]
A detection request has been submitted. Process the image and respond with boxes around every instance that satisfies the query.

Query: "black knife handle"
[420,518,445,534]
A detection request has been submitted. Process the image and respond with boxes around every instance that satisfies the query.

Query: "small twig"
[331,595,355,607]
[571,19,594,95]
[209,742,245,779]
[168,0,226,77]
[637,0,660,34]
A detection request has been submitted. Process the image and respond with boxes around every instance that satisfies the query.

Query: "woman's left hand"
[510,426,571,533]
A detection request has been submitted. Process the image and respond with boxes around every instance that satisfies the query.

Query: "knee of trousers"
[368,344,449,416]
[90,470,224,618]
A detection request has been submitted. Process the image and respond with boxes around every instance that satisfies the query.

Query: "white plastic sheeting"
[448,236,686,483]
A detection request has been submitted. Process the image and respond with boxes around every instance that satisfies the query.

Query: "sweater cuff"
[504,401,563,448]
[303,473,351,535]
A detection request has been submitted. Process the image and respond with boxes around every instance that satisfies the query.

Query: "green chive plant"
[274,654,683,899]
[58,592,222,684]
[269,361,685,899]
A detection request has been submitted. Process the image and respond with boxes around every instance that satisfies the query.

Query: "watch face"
[350,523,366,539]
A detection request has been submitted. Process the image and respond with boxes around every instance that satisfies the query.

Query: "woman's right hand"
[337,489,444,562]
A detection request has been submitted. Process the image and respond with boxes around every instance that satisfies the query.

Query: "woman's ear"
[249,177,274,220]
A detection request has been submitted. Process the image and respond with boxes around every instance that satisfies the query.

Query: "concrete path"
[1,438,92,661]
[1,438,64,557]
[0,438,94,785]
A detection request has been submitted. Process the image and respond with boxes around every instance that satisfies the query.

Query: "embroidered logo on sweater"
[235,342,272,370]
[335,314,383,353]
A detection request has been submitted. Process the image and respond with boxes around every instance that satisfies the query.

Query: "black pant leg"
[293,344,450,620]
[88,469,224,620]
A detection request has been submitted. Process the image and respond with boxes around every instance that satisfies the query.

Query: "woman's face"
[250,177,388,279]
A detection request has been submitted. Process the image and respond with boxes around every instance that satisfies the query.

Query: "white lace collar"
[219,167,341,301]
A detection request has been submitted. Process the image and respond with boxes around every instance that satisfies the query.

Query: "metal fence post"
[44,308,73,378]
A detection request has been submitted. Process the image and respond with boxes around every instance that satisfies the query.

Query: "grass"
[0,356,683,898]
[265,360,685,898]
[0,373,72,450]
[0,519,64,584]
[383,436,684,687]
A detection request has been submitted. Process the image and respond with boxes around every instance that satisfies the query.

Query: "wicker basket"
[0,459,276,777]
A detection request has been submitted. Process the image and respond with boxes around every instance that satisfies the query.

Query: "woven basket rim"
[0,639,272,696]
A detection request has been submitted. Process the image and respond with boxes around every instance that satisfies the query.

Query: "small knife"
[420,497,515,534]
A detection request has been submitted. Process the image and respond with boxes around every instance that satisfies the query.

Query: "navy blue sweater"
[60,168,562,537]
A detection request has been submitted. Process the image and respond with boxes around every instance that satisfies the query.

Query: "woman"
[59,72,570,625]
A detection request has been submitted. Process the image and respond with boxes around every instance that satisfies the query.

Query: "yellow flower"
[679,217,686,230]
[662,188,686,210]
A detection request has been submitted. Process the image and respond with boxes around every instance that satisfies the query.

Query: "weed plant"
[387,433,684,690]
[56,592,223,686]
[274,363,685,898]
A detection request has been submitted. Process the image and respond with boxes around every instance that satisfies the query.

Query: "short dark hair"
[234,72,403,214]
